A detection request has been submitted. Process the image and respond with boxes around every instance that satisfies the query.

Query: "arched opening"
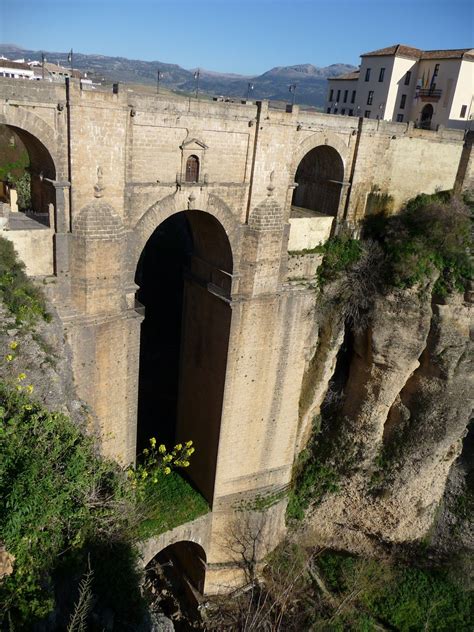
[291,145,344,218]
[146,541,206,622]
[135,210,233,504]
[0,123,56,226]
[420,104,434,130]
[185,155,199,183]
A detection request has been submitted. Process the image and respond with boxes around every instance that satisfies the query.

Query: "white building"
[0,58,34,80]
[327,45,474,130]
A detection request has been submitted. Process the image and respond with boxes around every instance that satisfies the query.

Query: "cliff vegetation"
[0,236,207,630]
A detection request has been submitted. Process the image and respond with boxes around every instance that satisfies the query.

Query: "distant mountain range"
[0,44,357,108]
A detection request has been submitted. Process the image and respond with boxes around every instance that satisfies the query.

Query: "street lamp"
[157,70,163,94]
[67,49,73,77]
[194,69,200,99]
[289,84,297,107]
[41,53,47,80]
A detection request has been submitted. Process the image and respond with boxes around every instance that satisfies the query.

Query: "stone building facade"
[327,45,474,130]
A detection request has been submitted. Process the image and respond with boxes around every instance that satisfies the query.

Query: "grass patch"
[136,471,209,539]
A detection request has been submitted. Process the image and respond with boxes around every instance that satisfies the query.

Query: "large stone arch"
[129,191,242,283]
[133,201,236,505]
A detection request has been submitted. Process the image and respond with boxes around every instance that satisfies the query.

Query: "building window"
[327,107,331,113]
[349,109,354,116]
[404,71,411,85]
[460,105,467,118]
[336,89,341,102]
[379,68,385,82]
[351,90,356,103]
[365,68,371,81]
[341,108,346,115]
[364,110,371,118]
[400,94,407,109]
[185,155,199,182]
[343,90,348,103]
[329,89,334,101]
[334,108,338,114]
[367,91,374,105]
[396,114,404,122]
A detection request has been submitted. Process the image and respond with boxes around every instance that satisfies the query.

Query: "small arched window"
[185,155,199,183]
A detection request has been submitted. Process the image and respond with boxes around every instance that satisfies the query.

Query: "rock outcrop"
[300,283,473,556]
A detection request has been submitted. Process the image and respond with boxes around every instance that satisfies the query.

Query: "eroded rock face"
[300,285,473,555]
[0,301,84,423]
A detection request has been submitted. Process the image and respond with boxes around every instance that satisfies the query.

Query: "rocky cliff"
[298,279,473,557]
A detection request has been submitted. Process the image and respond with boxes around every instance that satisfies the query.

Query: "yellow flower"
[16,385,22,391]
[143,448,149,455]
[187,447,195,455]
[164,454,172,463]
[26,385,34,394]
[9,341,18,350]
[149,437,156,448]
[141,470,148,479]
[158,444,166,454]
[182,461,190,467]
[18,373,26,381]
[24,404,32,411]
[175,443,183,451]
[164,467,171,475]
[5,354,13,362]
[185,440,193,448]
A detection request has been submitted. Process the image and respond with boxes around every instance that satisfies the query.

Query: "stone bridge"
[0,78,472,594]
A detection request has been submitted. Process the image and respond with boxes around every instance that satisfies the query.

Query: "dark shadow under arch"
[291,145,344,217]
[420,103,434,130]
[146,541,207,619]
[135,210,233,504]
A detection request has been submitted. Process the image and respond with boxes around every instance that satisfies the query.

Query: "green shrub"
[11,172,32,211]
[315,234,363,288]
[315,551,473,632]
[363,193,472,295]
[0,381,139,626]
[0,372,206,628]
[287,446,340,521]
[0,236,50,326]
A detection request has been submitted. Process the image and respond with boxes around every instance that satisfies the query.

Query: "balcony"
[417,88,442,102]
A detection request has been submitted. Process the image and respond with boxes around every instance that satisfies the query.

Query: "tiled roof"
[421,48,474,60]
[361,44,422,59]
[330,70,360,81]
[0,59,31,70]
[361,44,474,61]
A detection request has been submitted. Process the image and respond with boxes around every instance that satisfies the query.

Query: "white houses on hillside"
[327,45,474,130]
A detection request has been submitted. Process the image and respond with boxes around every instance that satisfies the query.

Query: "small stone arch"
[0,106,61,177]
[290,131,349,180]
[146,540,207,596]
[290,133,348,219]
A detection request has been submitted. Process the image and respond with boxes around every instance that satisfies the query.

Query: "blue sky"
[0,0,472,75]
